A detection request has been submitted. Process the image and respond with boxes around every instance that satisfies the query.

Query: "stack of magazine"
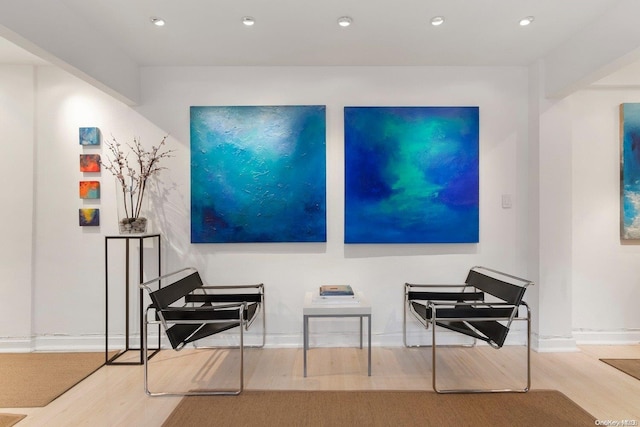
[313,285,359,304]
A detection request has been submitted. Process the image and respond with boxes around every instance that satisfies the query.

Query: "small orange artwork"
[79,181,100,199]
[80,154,101,172]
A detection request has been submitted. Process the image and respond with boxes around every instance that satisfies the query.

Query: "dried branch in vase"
[101,135,174,225]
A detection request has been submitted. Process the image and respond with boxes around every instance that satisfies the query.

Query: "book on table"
[319,285,354,296]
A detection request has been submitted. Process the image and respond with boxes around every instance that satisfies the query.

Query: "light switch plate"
[502,194,512,209]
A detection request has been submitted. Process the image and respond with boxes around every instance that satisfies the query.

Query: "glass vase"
[116,179,149,234]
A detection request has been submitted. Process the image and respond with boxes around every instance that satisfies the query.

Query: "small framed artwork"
[79,181,100,199]
[80,154,101,172]
[79,208,100,226]
[79,127,100,145]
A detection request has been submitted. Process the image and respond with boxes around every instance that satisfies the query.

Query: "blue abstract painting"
[621,103,640,239]
[191,106,326,243]
[344,106,479,243]
[79,127,100,145]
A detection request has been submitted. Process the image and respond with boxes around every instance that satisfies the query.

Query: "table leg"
[125,239,130,351]
[359,316,363,349]
[138,236,144,365]
[367,314,371,376]
[303,315,308,377]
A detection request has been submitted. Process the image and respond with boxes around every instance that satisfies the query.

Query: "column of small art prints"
[79,127,100,226]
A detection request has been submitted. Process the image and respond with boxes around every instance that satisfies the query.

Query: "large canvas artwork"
[191,105,327,243]
[344,106,479,243]
[620,103,640,239]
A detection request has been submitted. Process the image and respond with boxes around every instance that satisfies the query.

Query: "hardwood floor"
[3,345,639,426]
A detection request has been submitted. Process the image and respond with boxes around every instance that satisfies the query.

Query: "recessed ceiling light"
[150,17,165,27]
[337,16,353,27]
[242,16,255,26]
[519,16,534,26]
[431,16,445,26]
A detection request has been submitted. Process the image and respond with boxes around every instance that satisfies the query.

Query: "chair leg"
[143,319,245,397]
[239,318,244,393]
[404,300,432,348]
[432,314,531,394]
[143,316,150,395]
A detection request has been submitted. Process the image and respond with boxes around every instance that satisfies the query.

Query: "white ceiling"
[0,0,623,67]
[2,0,640,103]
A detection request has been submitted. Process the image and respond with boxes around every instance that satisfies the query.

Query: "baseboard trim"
[2,329,637,352]
[0,338,33,353]
[533,335,579,352]
[573,329,640,345]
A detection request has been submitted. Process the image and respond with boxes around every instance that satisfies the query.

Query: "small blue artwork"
[620,103,640,239]
[190,105,327,243]
[344,106,479,243]
[79,127,100,145]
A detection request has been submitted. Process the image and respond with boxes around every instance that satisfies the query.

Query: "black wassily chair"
[404,266,533,393]
[140,267,264,396]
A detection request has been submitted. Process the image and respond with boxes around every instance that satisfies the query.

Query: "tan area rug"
[0,414,26,427]
[163,390,595,427]
[0,352,106,408]
[600,359,640,381]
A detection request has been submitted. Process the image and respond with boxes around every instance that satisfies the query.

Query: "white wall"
[15,62,640,351]
[4,62,639,352]
[535,69,578,351]
[0,65,35,349]
[30,66,165,349]
[569,89,640,343]
[136,66,532,346]
[1,64,536,350]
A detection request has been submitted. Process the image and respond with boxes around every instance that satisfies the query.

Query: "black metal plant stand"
[105,233,161,365]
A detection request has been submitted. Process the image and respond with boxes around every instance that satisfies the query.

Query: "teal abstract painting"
[79,127,100,145]
[621,103,640,239]
[191,106,326,243]
[344,106,479,243]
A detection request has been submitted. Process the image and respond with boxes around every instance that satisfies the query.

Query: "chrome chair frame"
[404,283,481,348]
[188,283,265,348]
[140,267,260,396]
[404,266,533,393]
[430,300,531,393]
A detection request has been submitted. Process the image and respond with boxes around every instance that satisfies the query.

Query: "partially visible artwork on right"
[79,208,100,226]
[79,127,100,145]
[621,103,640,239]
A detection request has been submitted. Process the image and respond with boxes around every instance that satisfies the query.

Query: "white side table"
[303,291,372,377]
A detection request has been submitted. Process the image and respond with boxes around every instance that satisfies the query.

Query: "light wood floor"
[3,345,639,426]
